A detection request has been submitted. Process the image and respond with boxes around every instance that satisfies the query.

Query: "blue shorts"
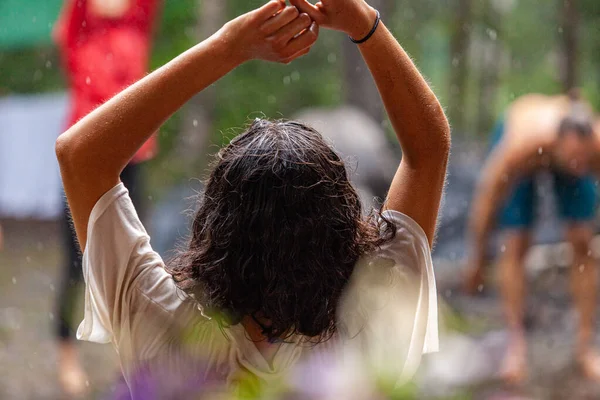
[489,119,597,229]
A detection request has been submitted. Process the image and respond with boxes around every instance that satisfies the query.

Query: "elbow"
[55,133,69,165]
[55,133,76,173]
[435,107,452,155]
[429,117,451,165]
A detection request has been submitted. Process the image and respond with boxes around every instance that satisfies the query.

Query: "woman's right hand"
[223,0,319,65]
[288,0,377,41]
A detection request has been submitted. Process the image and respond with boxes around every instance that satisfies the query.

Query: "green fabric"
[0,0,62,50]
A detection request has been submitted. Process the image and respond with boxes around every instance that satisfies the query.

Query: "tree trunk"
[341,0,394,123]
[177,0,227,171]
[448,0,472,134]
[559,0,579,91]
[476,1,503,136]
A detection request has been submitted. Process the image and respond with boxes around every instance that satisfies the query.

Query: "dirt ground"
[4,218,600,400]
[0,218,121,399]
[424,262,600,400]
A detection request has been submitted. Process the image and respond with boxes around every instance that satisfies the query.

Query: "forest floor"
[418,262,600,400]
[2,218,600,399]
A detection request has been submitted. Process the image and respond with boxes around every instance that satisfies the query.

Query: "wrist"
[347,5,378,41]
[212,21,249,66]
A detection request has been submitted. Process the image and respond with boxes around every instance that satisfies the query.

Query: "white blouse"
[77,183,438,398]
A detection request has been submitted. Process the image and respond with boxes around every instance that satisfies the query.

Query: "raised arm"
[56,0,318,250]
[465,140,536,292]
[290,0,450,245]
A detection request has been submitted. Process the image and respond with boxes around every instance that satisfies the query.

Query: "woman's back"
[78,180,436,397]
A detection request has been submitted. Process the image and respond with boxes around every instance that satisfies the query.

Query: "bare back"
[502,94,570,154]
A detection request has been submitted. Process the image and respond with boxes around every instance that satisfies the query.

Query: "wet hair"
[166,119,396,343]
[558,89,594,138]
[558,116,593,138]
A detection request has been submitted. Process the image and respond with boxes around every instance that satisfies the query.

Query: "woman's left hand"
[221,0,320,64]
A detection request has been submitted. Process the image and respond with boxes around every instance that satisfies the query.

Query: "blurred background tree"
[2,0,600,186]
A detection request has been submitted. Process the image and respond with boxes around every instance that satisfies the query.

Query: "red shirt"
[54,0,159,163]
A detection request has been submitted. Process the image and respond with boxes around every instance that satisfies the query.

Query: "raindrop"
[283,76,291,85]
[327,53,337,63]
[49,312,54,321]
[85,76,91,85]
[33,70,43,82]
[579,264,585,272]
[192,119,198,127]
[445,289,452,298]
[26,256,31,263]
[501,245,506,253]
[477,284,483,292]
[37,241,44,251]
[291,71,300,82]
[268,95,276,104]
[538,147,543,155]
[49,283,55,292]
[32,16,37,23]
[486,29,497,40]
[12,277,16,284]
[45,60,52,69]
[558,27,563,33]
[570,159,578,169]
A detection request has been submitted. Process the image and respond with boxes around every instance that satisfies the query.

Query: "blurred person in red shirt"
[53,0,160,395]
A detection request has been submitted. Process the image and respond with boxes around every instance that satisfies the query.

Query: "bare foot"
[58,342,89,397]
[501,339,527,385]
[578,350,600,381]
[463,266,485,296]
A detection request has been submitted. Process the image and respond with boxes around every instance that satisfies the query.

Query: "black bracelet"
[349,10,381,44]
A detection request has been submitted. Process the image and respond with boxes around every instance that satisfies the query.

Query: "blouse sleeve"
[76,183,187,349]
[337,210,439,385]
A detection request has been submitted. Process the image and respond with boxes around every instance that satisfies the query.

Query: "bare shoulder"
[503,94,566,149]
[509,93,569,108]
[489,131,545,179]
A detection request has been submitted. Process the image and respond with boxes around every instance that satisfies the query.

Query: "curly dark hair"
[166,119,395,343]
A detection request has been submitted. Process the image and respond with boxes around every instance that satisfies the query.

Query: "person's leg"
[564,223,600,378]
[555,173,600,379]
[499,229,532,384]
[490,175,535,383]
[56,197,88,395]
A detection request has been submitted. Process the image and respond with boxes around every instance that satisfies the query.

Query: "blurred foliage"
[2,0,600,184]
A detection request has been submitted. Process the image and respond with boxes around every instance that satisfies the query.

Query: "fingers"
[254,0,286,21]
[281,48,311,64]
[261,6,300,36]
[288,0,322,21]
[280,22,319,62]
[271,13,313,45]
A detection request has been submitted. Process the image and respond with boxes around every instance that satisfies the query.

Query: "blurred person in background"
[55,0,449,397]
[465,91,600,383]
[53,0,160,395]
